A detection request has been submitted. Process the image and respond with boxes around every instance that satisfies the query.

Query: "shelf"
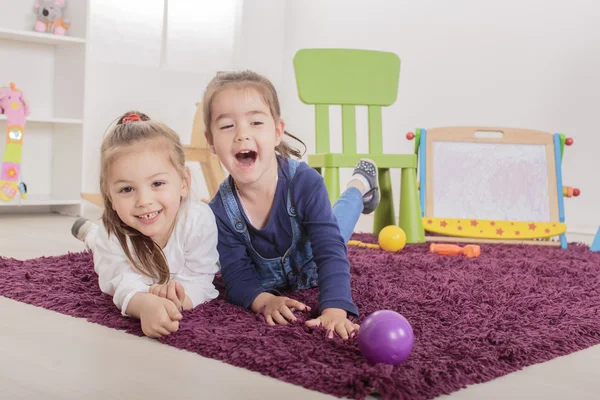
[0,195,82,207]
[0,115,83,125]
[0,27,85,46]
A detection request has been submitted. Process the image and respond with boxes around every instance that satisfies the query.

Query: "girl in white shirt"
[72,111,220,338]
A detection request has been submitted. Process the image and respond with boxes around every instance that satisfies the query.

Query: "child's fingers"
[335,324,350,340]
[279,306,297,323]
[164,301,183,321]
[285,299,310,312]
[305,318,322,328]
[151,326,169,337]
[163,319,180,333]
[175,282,186,303]
[167,281,182,310]
[159,285,168,298]
[265,314,275,326]
[149,284,160,296]
[349,323,360,339]
[272,310,288,325]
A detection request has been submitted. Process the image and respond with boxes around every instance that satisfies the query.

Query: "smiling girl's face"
[209,86,283,188]
[108,142,189,247]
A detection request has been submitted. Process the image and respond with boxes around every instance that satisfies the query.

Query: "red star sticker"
[515,231,520,236]
[427,219,433,224]
[440,220,447,227]
[458,226,463,231]
[470,220,478,227]
[490,221,496,226]
[529,223,536,230]
[545,228,550,233]
[496,228,504,235]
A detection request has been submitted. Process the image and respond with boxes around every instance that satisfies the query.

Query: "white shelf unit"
[0,0,89,216]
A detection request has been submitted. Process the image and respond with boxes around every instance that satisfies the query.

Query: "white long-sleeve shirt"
[87,200,220,316]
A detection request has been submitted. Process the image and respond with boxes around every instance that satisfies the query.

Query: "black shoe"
[353,158,380,214]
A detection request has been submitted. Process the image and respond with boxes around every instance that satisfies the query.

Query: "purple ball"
[357,310,414,365]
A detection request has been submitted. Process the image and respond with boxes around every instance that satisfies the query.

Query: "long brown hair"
[99,111,188,284]
[202,70,306,159]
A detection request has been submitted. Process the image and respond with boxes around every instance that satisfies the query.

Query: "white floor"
[0,208,599,400]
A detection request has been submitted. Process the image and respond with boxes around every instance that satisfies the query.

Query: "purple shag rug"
[2,234,600,399]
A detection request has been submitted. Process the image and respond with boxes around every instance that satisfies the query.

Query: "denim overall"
[218,159,318,292]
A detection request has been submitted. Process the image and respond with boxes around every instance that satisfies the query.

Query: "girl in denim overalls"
[204,71,380,340]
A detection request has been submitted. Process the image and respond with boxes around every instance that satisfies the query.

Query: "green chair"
[292,48,424,243]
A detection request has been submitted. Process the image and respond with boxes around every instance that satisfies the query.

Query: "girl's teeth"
[139,211,159,219]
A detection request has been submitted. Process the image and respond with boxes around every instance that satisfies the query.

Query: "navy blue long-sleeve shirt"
[208,157,359,317]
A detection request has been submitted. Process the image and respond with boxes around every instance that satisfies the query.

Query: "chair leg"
[399,168,425,243]
[373,168,395,236]
[323,167,340,206]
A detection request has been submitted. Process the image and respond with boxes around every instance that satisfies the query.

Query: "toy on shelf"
[0,83,30,202]
[33,0,70,36]
[430,243,480,258]
[410,127,579,249]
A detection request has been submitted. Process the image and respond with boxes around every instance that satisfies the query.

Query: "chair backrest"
[188,101,226,200]
[293,48,400,155]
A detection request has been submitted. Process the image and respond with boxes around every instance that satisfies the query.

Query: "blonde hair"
[99,111,188,284]
[202,70,306,159]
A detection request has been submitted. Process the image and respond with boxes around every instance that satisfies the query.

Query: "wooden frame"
[424,126,559,222]
[418,126,568,247]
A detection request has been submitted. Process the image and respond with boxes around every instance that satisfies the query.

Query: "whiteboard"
[424,127,560,223]
[432,142,550,221]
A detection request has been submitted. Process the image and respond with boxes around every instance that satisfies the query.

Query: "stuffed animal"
[33,0,70,36]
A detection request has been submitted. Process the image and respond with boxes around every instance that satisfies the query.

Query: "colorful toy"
[0,83,30,202]
[411,127,579,249]
[358,310,414,365]
[348,225,407,252]
[33,0,70,36]
[378,225,406,252]
[347,240,380,250]
[430,243,480,258]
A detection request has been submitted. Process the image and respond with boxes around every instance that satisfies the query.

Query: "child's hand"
[139,295,183,338]
[149,280,187,311]
[251,292,311,325]
[306,308,360,340]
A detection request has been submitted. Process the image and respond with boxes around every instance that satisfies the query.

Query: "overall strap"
[218,177,252,243]
[286,158,300,217]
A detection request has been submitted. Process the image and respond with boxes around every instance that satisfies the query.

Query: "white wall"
[80,0,599,235]
[82,0,239,204]
[275,0,600,235]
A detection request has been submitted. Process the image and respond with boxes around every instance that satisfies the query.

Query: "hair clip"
[122,114,141,124]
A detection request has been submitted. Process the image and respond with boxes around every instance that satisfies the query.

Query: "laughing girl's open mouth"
[235,150,257,167]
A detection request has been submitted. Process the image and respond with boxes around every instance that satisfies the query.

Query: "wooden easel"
[415,126,577,249]
[81,101,226,207]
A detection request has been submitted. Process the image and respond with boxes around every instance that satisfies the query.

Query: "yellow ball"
[378,225,407,252]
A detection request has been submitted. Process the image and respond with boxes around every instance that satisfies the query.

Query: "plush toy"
[33,0,70,36]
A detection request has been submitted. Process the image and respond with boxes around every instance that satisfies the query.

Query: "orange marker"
[430,243,480,258]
